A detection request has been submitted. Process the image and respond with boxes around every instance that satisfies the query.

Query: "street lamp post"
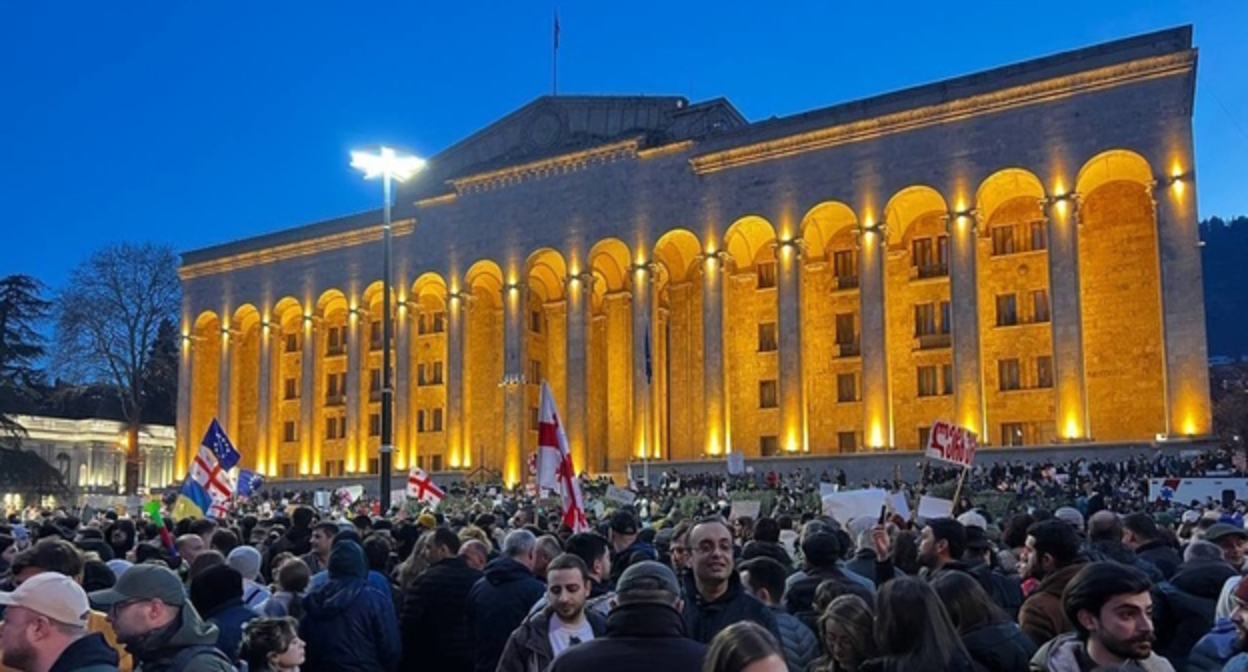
[350,147,426,513]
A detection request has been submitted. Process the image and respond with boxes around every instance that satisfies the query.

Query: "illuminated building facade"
[11,415,176,496]
[177,27,1211,485]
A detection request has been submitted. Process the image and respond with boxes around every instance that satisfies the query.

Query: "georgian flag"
[407,467,445,507]
[536,381,588,532]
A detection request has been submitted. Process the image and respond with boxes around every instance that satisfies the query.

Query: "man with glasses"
[680,518,778,643]
[88,564,234,672]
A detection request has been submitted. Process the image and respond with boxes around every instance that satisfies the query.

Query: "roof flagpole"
[552,8,560,96]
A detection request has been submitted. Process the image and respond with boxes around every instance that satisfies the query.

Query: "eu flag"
[237,469,264,498]
[202,419,241,471]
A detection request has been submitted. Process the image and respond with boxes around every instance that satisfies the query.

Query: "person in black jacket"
[299,540,401,672]
[1123,512,1182,580]
[1152,539,1237,668]
[547,561,706,672]
[785,531,874,634]
[962,525,1024,620]
[400,527,481,672]
[682,518,779,644]
[466,528,545,672]
[930,570,1036,672]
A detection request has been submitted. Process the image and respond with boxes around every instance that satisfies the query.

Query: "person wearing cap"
[1191,569,1248,672]
[400,527,481,672]
[0,572,119,672]
[682,518,780,644]
[3,538,132,672]
[87,563,234,672]
[225,547,270,611]
[606,510,656,587]
[1204,523,1248,570]
[188,565,257,665]
[961,524,1024,620]
[1122,513,1182,581]
[546,561,706,672]
[1019,519,1085,647]
[1053,507,1086,534]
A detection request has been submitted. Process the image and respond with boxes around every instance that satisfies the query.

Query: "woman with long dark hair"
[241,617,306,672]
[811,594,877,672]
[861,576,976,672]
[704,621,787,672]
[931,571,1036,671]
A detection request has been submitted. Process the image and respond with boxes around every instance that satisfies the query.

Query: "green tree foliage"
[141,318,179,426]
[0,275,51,446]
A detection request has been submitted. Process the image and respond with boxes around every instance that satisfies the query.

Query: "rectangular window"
[835,313,856,346]
[530,309,543,334]
[325,416,337,440]
[529,359,543,384]
[939,301,952,334]
[1032,289,1050,323]
[942,363,954,396]
[417,363,427,386]
[417,409,426,433]
[432,311,445,333]
[284,378,298,400]
[833,250,858,289]
[433,408,443,432]
[1001,422,1025,447]
[430,455,443,472]
[418,312,428,335]
[937,235,949,269]
[367,458,380,474]
[836,373,857,403]
[283,421,297,443]
[759,380,779,408]
[917,366,939,397]
[370,320,382,350]
[758,322,778,352]
[919,426,932,450]
[431,361,443,384]
[1030,222,1048,251]
[285,333,299,353]
[999,359,1021,391]
[837,432,857,454]
[530,406,540,431]
[282,463,296,479]
[992,226,1016,256]
[326,326,344,354]
[996,294,1018,327]
[912,237,932,268]
[760,435,780,456]
[914,303,936,337]
[1037,356,1054,389]
[325,372,344,401]
[369,413,381,437]
[370,368,381,392]
[756,262,777,289]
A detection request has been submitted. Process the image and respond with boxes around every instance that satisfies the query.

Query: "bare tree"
[55,242,180,494]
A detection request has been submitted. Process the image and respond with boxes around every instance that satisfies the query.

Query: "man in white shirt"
[496,554,607,672]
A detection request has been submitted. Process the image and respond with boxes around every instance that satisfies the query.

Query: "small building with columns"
[177,26,1211,486]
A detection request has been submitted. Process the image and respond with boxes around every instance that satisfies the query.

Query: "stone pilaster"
[256,321,272,473]
[502,281,525,485]
[631,263,654,462]
[394,303,411,471]
[701,251,729,455]
[858,224,891,449]
[218,327,232,436]
[346,307,362,472]
[301,317,318,475]
[1044,196,1089,440]
[446,291,466,468]
[175,333,193,475]
[949,211,986,440]
[776,239,806,453]
[565,274,591,473]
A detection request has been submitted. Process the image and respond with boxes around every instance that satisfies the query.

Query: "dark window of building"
[370,368,381,392]
[914,303,936,337]
[760,435,780,456]
[325,417,337,440]
[1030,222,1048,251]
[432,311,445,333]
[530,406,540,432]
[758,322,777,352]
[919,426,932,450]
[431,361,443,384]
[833,250,858,289]
[992,226,1016,256]
[1037,356,1054,388]
[531,309,543,333]
[756,262,777,289]
[942,363,954,396]
[370,320,382,350]
[283,421,297,443]
[999,359,1021,391]
[759,380,778,408]
[432,408,443,432]
[1033,289,1050,323]
[940,301,952,334]
[367,458,380,474]
[326,326,346,355]
[917,366,939,397]
[996,294,1018,326]
[417,409,426,433]
[1001,422,1025,446]
[284,378,298,400]
[838,432,857,454]
[369,413,381,437]
[281,463,296,479]
[837,373,857,402]
[530,359,543,384]
[835,313,856,345]
[285,333,299,353]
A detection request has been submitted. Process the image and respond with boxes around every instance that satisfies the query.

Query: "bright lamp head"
[350,146,426,182]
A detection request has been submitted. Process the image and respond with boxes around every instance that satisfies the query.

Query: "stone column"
[175,333,193,475]
[256,321,272,473]
[346,308,362,472]
[701,252,729,456]
[565,274,591,473]
[394,303,411,471]
[1153,178,1213,436]
[502,282,525,485]
[631,263,654,464]
[446,292,465,468]
[776,240,806,453]
[1044,196,1090,440]
[859,225,891,449]
[218,328,231,434]
[949,211,986,440]
[300,317,317,476]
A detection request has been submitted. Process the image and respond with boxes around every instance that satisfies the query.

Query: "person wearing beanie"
[300,540,400,672]
[81,559,117,593]
[227,546,272,610]
[189,564,258,665]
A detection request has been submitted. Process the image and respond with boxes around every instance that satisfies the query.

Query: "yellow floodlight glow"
[350,147,426,182]
[1063,415,1080,440]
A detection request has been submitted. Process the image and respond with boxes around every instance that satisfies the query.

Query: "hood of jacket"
[1087,540,1139,566]
[48,632,119,672]
[1031,632,1175,672]
[305,544,371,619]
[604,602,689,639]
[1170,559,1237,598]
[327,540,368,580]
[484,557,536,587]
[126,605,220,663]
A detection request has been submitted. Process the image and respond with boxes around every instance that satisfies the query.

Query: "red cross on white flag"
[537,381,588,532]
[190,446,234,502]
[407,467,445,507]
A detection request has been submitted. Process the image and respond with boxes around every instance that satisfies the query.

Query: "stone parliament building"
[177,26,1211,486]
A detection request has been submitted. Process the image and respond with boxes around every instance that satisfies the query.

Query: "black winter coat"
[960,621,1037,672]
[400,555,482,672]
[546,603,707,672]
[963,560,1024,621]
[1136,540,1183,580]
[682,571,781,644]
[467,557,545,672]
[300,541,401,672]
[1152,558,1236,668]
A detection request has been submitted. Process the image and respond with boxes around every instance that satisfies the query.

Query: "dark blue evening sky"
[2,1,1245,289]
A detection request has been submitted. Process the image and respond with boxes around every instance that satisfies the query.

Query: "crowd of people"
[0,449,1246,671]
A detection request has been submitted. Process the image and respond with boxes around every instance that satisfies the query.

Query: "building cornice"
[448,139,641,195]
[179,219,417,280]
[11,414,176,447]
[689,51,1195,175]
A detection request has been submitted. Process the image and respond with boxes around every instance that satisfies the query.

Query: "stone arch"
[723,216,777,269]
[462,259,505,471]
[526,248,567,304]
[799,202,859,261]
[653,229,703,284]
[883,186,948,247]
[412,273,449,323]
[1076,149,1165,440]
[465,260,504,309]
[975,168,1046,223]
[588,238,632,310]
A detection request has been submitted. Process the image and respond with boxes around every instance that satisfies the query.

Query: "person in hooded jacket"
[188,564,257,665]
[681,519,779,644]
[299,540,400,672]
[496,554,608,672]
[1122,513,1182,581]
[466,529,545,672]
[1150,539,1236,668]
[931,570,1036,672]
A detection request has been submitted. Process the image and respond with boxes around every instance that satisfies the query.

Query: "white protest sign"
[821,488,888,523]
[726,451,745,476]
[925,420,978,467]
[819,483,839,497]
[605,485,637,506]
[917,495,955,520]
[313,491,330,510]
[889,491,911,521]
[729,499,762,521]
